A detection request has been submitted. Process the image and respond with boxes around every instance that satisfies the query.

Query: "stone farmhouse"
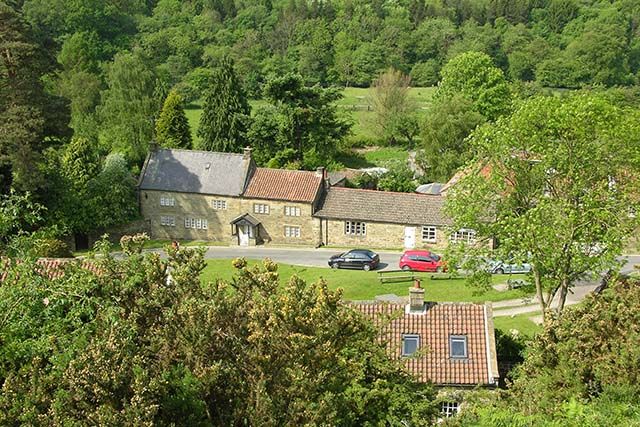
[138,147,472,249]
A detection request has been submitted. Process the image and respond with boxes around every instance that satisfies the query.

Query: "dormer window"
[450,335,468,359]
[402,334,420,356]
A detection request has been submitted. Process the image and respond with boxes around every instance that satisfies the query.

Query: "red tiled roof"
[243,168,323,203]
[0,258,99,282]
[350,301,498,386]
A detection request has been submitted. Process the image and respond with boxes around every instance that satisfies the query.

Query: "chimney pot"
[315,166,325,178]
[243,146,252,160]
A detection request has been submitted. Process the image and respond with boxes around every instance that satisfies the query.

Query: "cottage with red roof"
[351,280,499,415]
[138,147,455,249]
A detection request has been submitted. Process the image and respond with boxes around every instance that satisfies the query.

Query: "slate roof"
[415,182,445,195]
[315,187,451,226]
[230,213,261,226]
[0,258,100,282]
[139,149,253,196]
[243,168,323,203]
[351,301,499,386]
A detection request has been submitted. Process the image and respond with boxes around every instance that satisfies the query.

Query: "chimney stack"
[243,146,252,160]
[409,279,425,312]
[315,166,326,178]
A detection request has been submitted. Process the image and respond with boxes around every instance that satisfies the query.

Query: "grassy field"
[335,146,409,168]
[184,86,436,147]
[336,87,435,142]
[200,259,533,302]
[494,312,542,337]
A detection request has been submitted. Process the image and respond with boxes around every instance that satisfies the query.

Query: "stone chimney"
[243,146,252,160]
[315,166,326,178]
[409,279,425,312]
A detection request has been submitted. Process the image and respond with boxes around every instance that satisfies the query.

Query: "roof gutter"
[483,303,500,386]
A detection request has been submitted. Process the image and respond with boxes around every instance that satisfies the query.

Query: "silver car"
[485,259,532,275]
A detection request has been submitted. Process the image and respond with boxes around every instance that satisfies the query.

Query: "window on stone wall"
[450,229,476,244]
[160,196,175,207]
[284,225,301,238]
[422,225,437,242]
[211,199,227,210]
[160,216,175,226]
[345,221,366,236]
[253,203,270,214]
[184,218,208,230]
[284,206,301,216]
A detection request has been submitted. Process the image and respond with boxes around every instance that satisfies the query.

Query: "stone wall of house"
[319,218,449,251]
[140,190,318,245]
[238,198,319,246]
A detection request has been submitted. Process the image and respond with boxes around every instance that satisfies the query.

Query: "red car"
[399,250,446,272]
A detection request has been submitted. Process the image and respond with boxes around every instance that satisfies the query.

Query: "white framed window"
[284,206,301,216]
[253,203,270,214]
[160,196,175,207]
[450,335,468,359]
[422,225,437,242]
[211,199,227,210]
[284,225,301,238]
[160,216,175,227]
[345,221,366,236]
[440,401,460,417]
[402,334,420,356]
[450,229,476,244]
[184,218,208,230]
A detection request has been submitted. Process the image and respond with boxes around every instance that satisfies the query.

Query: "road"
[199,246,403,270]
[167,245,640,274]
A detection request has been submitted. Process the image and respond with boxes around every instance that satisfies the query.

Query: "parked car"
[399,250,446,272]
[485,259,531,275]
[329,249,380,271]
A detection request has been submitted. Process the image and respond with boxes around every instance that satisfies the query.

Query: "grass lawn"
[200,259,533,302]
[494,311,542,337]
[336,146,409,169]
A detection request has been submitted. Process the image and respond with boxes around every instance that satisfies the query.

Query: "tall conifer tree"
[155,89,192,149]
[197,57,250,152]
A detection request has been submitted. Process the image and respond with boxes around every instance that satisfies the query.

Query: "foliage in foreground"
[448,276,640,427]
[0,236,436,425]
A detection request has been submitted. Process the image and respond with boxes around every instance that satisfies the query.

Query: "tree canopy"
[0,236,437,425]
[455,276,640,426]
[445,93,640,318]
[155,89,192,149]
[197,57,250,153]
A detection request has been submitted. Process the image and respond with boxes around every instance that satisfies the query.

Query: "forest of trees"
[1,0,640,246]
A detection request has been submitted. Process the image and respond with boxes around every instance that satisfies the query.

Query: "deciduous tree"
[370,68,418,144]
[435,51,511,121]
[445,94,640,319]
[0,237,437,424]
[99,52,157,166]
[418,95,484,182]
